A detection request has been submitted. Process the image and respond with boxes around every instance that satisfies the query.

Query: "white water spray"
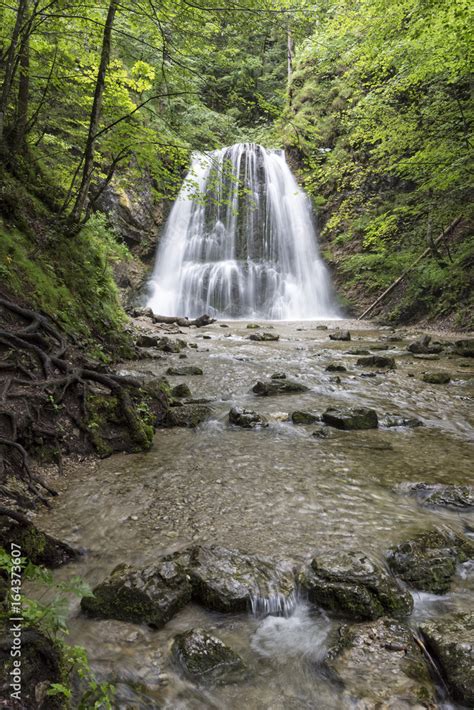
[148,143,339,319]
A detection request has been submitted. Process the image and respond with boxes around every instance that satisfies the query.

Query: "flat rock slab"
[229,407,268,429]
[167,366,203,376]
[172,628,247,685]
[385,526,474,594]
[322,407,378,430]
[420,612,474,706]
[188,544,296,613]
[81,555,192,627]
[326,619,436,707]
[252,379,309,396]
[397,482,474,510]
[299,550,413,620]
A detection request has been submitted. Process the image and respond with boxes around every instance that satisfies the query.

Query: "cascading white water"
[147,143,339,319]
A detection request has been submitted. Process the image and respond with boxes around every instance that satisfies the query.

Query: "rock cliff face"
[95,175,170,261]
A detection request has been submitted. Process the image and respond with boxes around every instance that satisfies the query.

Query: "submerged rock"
[346,348,370,355]
[422,371,451,384]
[167,366,203,376]
[454,338,474,357]
[188,544,295,613]
[299,551,413,620]
[322,407,378,430]
[420,612,474,706]
[329,330,351,341]
[291,411,320,425]
[326,619,435,707]
[381,415,423,428]
[385,526,474,594]
[252,379,309,396]
[356,355,396,369]
[312,425,338,439]
[229,407,268,429]
[325,363,347,372]
[248,332,279,342]
[172,628,247,685]
[164,404,212,428]
[397,482,474,510]
[81,556,192,627]
[271,372,286,379]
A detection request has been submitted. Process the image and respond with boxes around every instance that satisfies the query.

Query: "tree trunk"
[71,0,118,223]
[11,22,30,154]
[0,0,29,145]
[287,24,294,108]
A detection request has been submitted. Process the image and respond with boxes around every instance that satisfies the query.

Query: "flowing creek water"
[36,320,473,709]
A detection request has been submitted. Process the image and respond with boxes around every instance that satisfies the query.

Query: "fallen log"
[358,216,463,320]
[151,314,216,328]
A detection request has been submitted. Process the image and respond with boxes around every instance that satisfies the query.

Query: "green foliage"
[283,0,473,324]
[0,550,114,708]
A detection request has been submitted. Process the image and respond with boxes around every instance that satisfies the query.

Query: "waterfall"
[147,143,339,319]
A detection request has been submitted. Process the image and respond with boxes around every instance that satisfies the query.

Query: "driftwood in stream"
[359,216,463,320]
[151,314,216,328]
[0,295,156,510]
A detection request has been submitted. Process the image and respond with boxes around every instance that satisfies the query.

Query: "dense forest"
[0,1,473,708]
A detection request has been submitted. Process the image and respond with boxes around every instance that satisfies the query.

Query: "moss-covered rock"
[356,355,396,369]
[291,411,320,425]
[420,612,474,706]
[385,526,474,594]
[188,545,296,614]
[325,363,347,372]
[322,407,378,430]
[0,517,78,569]
[326,619,436,707]
[171,628,247,685]
[299,550,413,620]
[422,371,451,384]
[81,555,192,628]
[454,339,474,357]
[329,330,351,341]
[407,335,444,354]
[228,407,268,428]
[164,404,212,428]
[252,379,309,396]
[167,366,203,376]
[171,383,192,399]
[248,332,279,342]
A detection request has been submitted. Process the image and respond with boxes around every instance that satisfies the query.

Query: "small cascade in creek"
[147,143,340,319]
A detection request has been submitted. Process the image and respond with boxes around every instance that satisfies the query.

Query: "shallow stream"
[37,320,473,709]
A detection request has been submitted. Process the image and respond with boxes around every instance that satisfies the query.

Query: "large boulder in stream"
[188,544,296,614]
[252,379,309,396]
[0,515,78,568]
[454,338,474,357]
[385,526,474,594]
[172,628,247,686]
[326,619,436,708]
[397,482,474,511]
[291,410,320,425]
[229,407,268,428]
[422,371,451,384]
[407,335,444,354]
[420,612,474,706]
[299,551,413,620]
[166,366,203,376]
[81,555,192,627]
[322,407,378,430]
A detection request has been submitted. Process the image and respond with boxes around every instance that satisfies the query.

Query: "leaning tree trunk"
[71,0,118,223]
[11,24,30,155]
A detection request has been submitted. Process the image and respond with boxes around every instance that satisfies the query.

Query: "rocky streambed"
[36,319,473,708]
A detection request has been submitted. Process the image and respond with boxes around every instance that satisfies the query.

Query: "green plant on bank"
[0,549,114,709]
